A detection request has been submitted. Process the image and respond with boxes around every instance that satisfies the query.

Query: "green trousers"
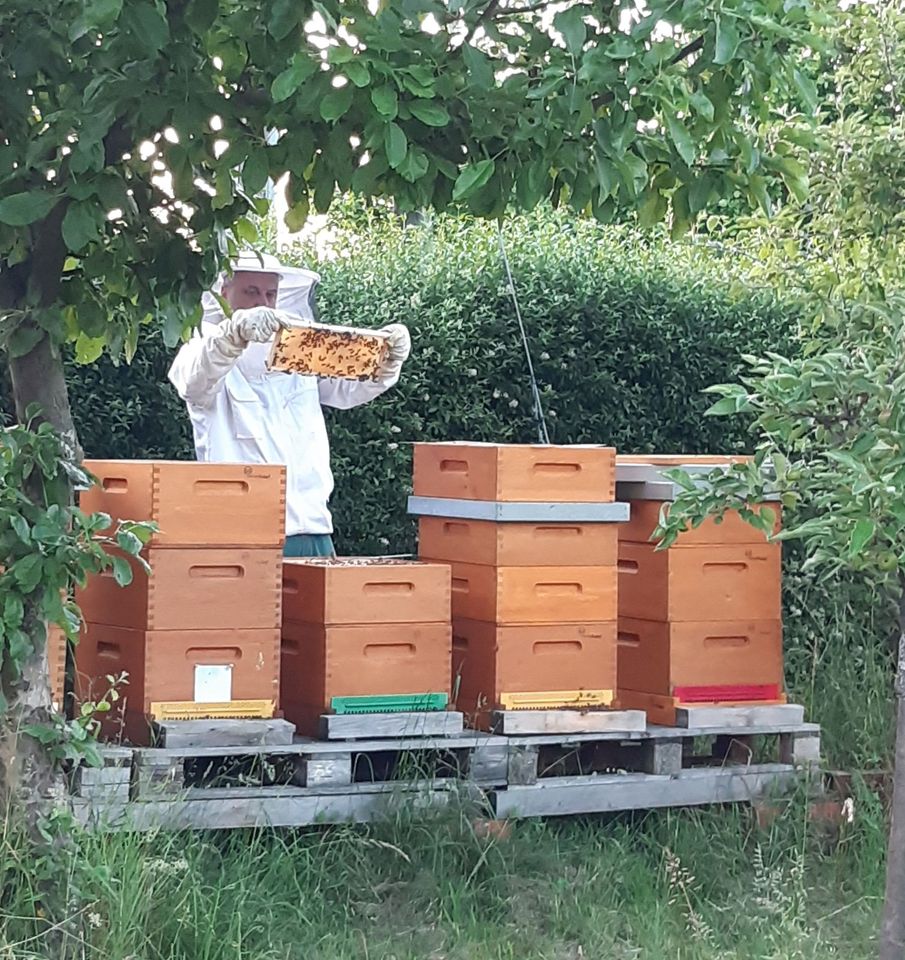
[283,534,336,558]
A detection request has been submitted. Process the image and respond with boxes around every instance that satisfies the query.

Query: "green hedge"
[6,210,795,554]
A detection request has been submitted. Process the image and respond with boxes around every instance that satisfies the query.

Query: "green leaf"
[384,122,408,169]
[792,69,818,114]
[11,514,30,543]
[69,0,122,40]
[452,159,496,202]
[284,196,310,233]
[319,85,354,122]
[74,332,106,364]
[553,7,586,55]
[242,150,270,195]
[62,202,101,253]
[462,44,494,88]
[774,156,809,203]
[689,90,714,122]
[665,115,695,166]
[186,0,218,33]
[714,17,740,65]
[344,60,370,88]
[271,57,317,102]
[397,149,429,183]
[13,554,43,593]
[129,3,170,52]
[268,0,299,40]
[371,85,399,119]
[850,518,875,556]
[111,556,133,588]
[408,101,449,127]
[116,529,144,556]
[7,325,44,359]
[0,191,58,226]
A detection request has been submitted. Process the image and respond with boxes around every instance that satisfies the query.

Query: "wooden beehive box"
[438,562,617,624]
[413,443,616,502]
[618,542,781,623]
[617,618,785,724]
[268,322,390,381]
[80,460,286,548]
[281,621,452,736]
[418,517,618,567]
[77,548,283,632]
[621,501,781,546]
[452,619,616,729]
[282,558,450,625]
[74,624,281,744]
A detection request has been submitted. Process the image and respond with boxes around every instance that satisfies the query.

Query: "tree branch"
[670,35,704,65]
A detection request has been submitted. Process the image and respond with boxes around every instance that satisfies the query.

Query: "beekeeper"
[168,252,410,558]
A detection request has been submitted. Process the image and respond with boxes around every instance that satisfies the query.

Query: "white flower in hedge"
[390,425,401,433]
[493,389,501,399]
[379,537,390,546]
[388,442,399,450]
[509,399,519,408]
[540,352,550,361]
[467,368,477,376]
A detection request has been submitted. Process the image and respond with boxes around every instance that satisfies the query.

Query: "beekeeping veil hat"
[200,250,321,323]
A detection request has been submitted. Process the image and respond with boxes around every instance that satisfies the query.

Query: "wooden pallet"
[492,719,820,817]
[71,711,820,831]
[129,731,508,800]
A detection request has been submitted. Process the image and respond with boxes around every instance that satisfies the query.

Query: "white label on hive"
[194,665,232,702]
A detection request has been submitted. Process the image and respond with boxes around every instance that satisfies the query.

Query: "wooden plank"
[674,705,806,729]
[131,730,505,761]
[493,764,801,818]
[507,746,540,786]
[294,754,352,788]
[74,785,453,831]
[779,731,821,766]
[491,709,646,736]
[639,740,683,776]
[319,711,464,740]
[467,745,509,786]
[153,719,296,748]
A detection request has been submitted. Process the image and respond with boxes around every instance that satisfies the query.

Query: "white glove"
[375,323,411,386]
[218,308,291,354]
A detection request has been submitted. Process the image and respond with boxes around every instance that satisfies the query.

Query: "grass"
[0,575,894,959]
[0,784,889,959]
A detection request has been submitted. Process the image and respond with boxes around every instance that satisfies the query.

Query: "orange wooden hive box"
[282,557,450,624]
[418,517,618,567]
[80,460,286,548]
[77,547,283,632]
[281,621,452,736]
[617,618,785,725]
[413,443,616,502]
[280,558,453,736]
[618,541,782,623]
[435,562,617,625]
[451,619,617,729]
[620,500,782,546]
[74,624,281,744]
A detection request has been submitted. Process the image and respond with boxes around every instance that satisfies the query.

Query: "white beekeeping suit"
[168,253,410,539]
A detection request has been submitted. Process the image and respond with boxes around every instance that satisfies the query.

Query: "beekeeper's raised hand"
[220,307,292,352]
[375,323,411,386]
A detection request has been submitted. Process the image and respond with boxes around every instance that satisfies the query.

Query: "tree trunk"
[880,582,905,959]
[2,326,80,944]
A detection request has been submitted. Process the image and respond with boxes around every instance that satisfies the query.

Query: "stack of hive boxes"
[74,460,286,744]
[280,558,452,736]
[615,455,784,725]
[411,442,627,729]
